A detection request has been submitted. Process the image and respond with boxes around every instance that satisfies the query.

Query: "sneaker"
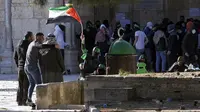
[17,102,23,106]
[26,99,36,107]
[67,69,71,75]
[79,77,85,81]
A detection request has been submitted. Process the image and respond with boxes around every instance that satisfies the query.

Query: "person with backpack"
[153,24,168,72]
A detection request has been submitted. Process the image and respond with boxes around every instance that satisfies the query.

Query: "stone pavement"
[0,74,79,111]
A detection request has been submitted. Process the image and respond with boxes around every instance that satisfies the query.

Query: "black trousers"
[168,54,178,68]
[60,49,64,60]
[17,69,29,104]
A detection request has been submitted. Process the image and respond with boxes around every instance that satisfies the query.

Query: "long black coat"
[38,45,64,83]
[182,32,198,55]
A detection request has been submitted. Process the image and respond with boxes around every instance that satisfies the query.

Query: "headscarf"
[43,33,57,45]
[167,24,176,34]
[95,24,107,44]
[146,22,153,29]
[186,21,194,31]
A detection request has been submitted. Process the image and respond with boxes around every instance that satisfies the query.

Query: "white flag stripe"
[49,10,70,18]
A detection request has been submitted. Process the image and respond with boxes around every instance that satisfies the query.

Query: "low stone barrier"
[36,81,84,109]
[84,72,200,104]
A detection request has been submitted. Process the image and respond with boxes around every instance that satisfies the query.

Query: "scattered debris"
[155,108,162,111]
[180,105,185,110]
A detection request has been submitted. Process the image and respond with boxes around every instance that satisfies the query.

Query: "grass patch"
[119,69,131,76]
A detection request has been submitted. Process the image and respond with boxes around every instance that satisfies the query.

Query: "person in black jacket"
[83,21,97,54]
[38,34,65,83]
[123,24,133,42]
[167,24,180,68]
[14,31,34,106]
[182,21,198,65]
[112,21,121,41]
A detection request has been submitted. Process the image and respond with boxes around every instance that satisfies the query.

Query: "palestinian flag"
[46,4,81,24]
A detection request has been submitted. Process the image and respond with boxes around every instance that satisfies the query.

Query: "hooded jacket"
[182,30,198,55]
[14,39,31,70]
[39,44,65,73]
[182,21,198,55]
[168,24,180,54]
[144,22,154,49]
[54,25,67,49]
[153,30,168,51]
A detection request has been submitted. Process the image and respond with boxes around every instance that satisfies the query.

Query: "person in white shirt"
[53,24,68,59]
[133,24,148,60]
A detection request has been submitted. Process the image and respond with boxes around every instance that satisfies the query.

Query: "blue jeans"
[156,51,166,72]
[24,66,42,100]
[136,49,144,61]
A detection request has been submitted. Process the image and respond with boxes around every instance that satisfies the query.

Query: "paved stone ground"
[0,74,79,111]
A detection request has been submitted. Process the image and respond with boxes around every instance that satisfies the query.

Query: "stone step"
[93,88,136,102]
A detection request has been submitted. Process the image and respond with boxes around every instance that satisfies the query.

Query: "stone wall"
[0,0,5,54]
[84,72,200,104]
[11,0,62,47]
[9,0,63,73]
[71,0,200,28]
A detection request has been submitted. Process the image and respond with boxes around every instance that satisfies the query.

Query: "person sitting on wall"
[79,35,103,80]
[92,64,106,75]
[168,56,188,72]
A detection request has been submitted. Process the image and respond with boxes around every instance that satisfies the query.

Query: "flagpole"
[80,21,84,38]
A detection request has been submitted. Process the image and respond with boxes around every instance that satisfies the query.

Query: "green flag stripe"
[49,6,73,11]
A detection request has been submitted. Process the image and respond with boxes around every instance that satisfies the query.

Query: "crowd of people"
[81,16,200,75]
[14,25,67,107]
[13,15,200,107]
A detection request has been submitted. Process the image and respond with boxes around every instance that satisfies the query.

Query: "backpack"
[156,37,166,51]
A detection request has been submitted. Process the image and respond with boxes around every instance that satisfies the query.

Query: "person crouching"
[168,56,188,72]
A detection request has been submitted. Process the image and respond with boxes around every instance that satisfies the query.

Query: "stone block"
[0,0,4,10]
[21,19,39,34]
[12,0,28,3]
[12,18,39,41]
[0,11,4,21]
[12,3,30,7]
[36,81,84,109]
[134,0,163,10]
[94,88,136,101]
[59,81,84,105]
[33,6,48,18]
[39,19,55,37]
[12,6,33,19]
[35,84,48,109]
